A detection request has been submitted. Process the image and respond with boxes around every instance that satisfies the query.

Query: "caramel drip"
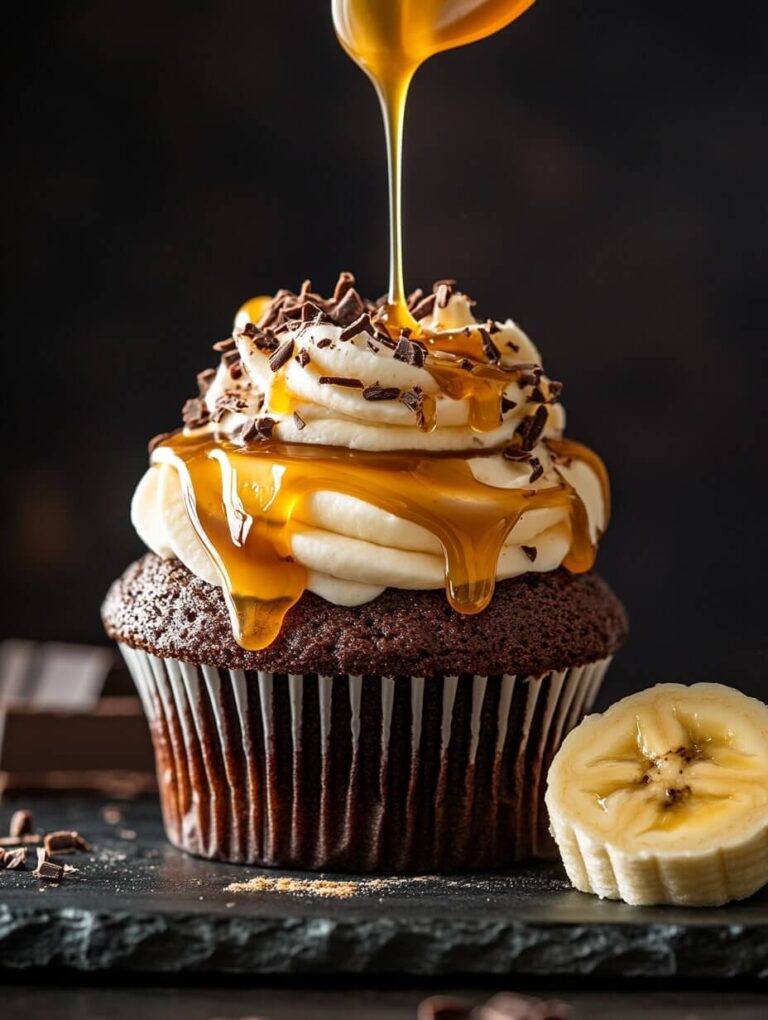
[332,0,537,328]
[154,432,604,651]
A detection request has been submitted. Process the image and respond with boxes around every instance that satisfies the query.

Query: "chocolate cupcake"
[103,275,627,871]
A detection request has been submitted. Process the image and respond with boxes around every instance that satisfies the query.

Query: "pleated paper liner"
[121,646,610,872]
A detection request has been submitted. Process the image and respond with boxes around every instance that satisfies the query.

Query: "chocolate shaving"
[362,385,400,401]
[332,288,365,326]
[33,849,63,882]
[196,367,217,396]
[181,398,210,429]
[518,366,544,389]
[393,335,427,368]
[339,312,374,342]
[506,338,521,353]
[400,387,426,427]
[333,271,356,303]
[239,416,276,443]
[221,349,240,368]
[410,292,437,320]
[10,810,33,839]
[147,430,176,454]
[548,380,563,401]
[479,328,501,364]
[367,340,380,353]
[318,376,364,388]
[295,349,311,367]
[406,288,424,308]
[292,411,306,431]
[528,457,544,483]
[317,338,333,349]
[433,278,456,308]
[501,396,517,414]
[268,337,294,372]
[459,358,474,371]
[212,337,236,353]
[513,404,549,453]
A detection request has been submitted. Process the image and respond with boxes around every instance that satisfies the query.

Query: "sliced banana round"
[545,683,768,906]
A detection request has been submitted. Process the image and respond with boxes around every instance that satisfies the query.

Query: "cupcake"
[102,275,627,871]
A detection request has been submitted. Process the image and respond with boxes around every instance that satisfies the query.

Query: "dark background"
[3,0,766,702]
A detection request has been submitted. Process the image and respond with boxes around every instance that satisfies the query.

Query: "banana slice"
[545,683,768,906]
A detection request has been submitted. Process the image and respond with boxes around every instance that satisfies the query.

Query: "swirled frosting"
[132,275,608,638]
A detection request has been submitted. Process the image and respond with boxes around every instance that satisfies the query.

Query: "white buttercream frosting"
[132,289,607,606]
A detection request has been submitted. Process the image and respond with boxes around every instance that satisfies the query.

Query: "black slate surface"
[0,796,766,978]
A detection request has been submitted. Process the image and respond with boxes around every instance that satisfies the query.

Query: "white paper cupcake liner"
[120,645,611,871]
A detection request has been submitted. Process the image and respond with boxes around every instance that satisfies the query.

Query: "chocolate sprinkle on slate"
[521,545,538,562]
[339,312,374,342]
[479,328,501,364]
[292,411,306,431]
[393,335,427,368]
[268,337,294,372]
[362,385,400,401]
[318,376,364,388]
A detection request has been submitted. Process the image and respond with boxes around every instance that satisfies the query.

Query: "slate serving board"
[0,796,765,978]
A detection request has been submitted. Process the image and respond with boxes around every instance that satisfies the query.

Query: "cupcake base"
[121,646,610,871]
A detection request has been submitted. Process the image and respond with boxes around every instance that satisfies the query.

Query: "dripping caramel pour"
[332,0,537,329]
[154,431,604,651]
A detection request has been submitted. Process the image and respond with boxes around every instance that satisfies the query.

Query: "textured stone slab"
[0,796,765,977]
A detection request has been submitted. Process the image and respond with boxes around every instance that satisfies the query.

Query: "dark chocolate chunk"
[33,848,64,882]
[268,338,295,372]
[400,387,426,427]
[239,416,276,443]
[318,376,364,388]
[43,830,92,855]
[362,385,400,401]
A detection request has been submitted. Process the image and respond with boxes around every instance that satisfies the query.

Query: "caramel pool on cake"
[103,275,626,871]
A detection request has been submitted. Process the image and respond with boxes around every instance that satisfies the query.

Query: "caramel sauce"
[154,432,604,651]
[332,0,537,327]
